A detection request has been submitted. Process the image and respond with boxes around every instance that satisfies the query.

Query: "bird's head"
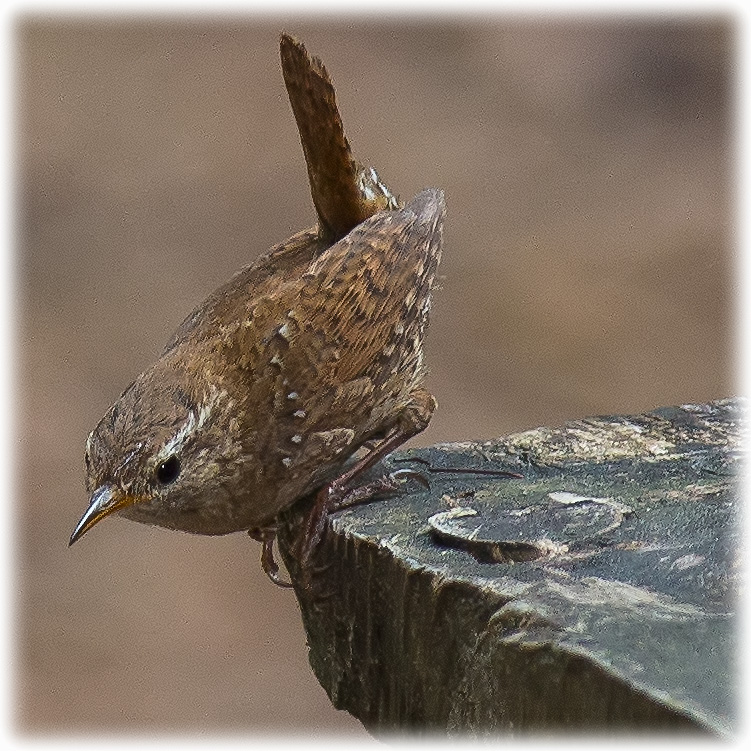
[71,359,247,543]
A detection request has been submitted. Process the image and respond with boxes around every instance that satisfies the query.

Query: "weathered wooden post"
[279,398,740,735]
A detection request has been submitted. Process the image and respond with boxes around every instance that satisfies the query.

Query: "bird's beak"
[69,485,140,546]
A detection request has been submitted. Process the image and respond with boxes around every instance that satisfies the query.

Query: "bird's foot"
[295,467,428,591]
[247,526,293,588]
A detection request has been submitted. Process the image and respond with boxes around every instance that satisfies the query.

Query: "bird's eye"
[156,455,181,485]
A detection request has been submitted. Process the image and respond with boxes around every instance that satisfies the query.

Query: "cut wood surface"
[278,398,740,735]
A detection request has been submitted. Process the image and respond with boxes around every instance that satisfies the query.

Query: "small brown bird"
[70,34,444,583]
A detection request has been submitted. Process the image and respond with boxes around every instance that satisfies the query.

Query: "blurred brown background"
[15,15,734,735]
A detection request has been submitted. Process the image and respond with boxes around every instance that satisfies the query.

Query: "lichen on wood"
[278,398,740,736]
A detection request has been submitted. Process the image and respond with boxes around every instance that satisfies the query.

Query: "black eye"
[156,455,181,484]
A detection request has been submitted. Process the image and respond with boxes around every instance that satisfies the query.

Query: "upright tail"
[280,33,399,243]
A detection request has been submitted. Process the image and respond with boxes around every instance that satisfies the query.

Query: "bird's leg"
[295,388,436,585]
[247,526,293,588]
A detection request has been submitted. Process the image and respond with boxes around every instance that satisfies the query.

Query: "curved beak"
[69,485,139,546]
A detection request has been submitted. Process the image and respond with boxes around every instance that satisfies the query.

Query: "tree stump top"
[278,398,741,736]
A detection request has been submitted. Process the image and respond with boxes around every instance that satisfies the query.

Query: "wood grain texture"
[278,398,739,735]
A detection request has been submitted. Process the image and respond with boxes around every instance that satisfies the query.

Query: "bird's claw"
[248,527,293,588]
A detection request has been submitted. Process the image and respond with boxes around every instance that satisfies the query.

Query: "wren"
[70,34,445,585]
